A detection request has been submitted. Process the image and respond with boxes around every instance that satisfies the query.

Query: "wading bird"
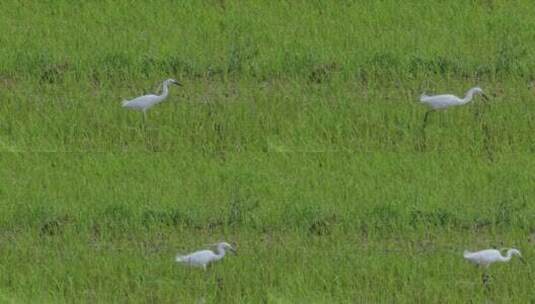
[419,86,489,127]
[464,248,525,289]
[176,242,236,270]
[464,248,524,268]
[122,78,182,120]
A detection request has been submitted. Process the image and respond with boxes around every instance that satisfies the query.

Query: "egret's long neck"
[213,246,226,261]
[502,250,514,262]
[462,88,477,104]
[158,82,170,101]
[160,82,169,98]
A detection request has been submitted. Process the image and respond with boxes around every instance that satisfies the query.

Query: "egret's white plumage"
[464,248,524,268]
[420,86,487,110]
[122,78,181,119]
[419,86,488,126]
[176,242,236,270]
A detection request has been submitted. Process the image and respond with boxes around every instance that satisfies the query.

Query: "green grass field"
[1,1,535,302]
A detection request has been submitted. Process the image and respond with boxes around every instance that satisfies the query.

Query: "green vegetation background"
[0,1,534,302]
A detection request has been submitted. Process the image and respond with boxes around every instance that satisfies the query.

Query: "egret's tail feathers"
[121,99,130,107]
[175,255,186,263]
[463,250,471,257]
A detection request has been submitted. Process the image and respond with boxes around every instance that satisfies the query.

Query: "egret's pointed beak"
[230,247,237,255]
[520,257,527,264]
[481,94,489,101]
[174,81,182,86]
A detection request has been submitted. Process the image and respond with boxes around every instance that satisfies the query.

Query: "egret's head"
[217,242,236,254]
[472,87,484,94]
[508,248,522,257]
[166,78,182,86]
[471,86,489,101]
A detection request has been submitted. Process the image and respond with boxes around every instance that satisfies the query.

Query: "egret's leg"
[200,266,209,304]
[216,275,223,293]
[140,111,148,133]
[482,271,491,291]
[422,110,432,128]
[418,111,432,151]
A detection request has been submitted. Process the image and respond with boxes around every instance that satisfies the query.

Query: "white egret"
[122,78,182,120]
[464,248,524,268]
[419,86,489,126]
[464,248,525,289]
[176,242,236,270]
